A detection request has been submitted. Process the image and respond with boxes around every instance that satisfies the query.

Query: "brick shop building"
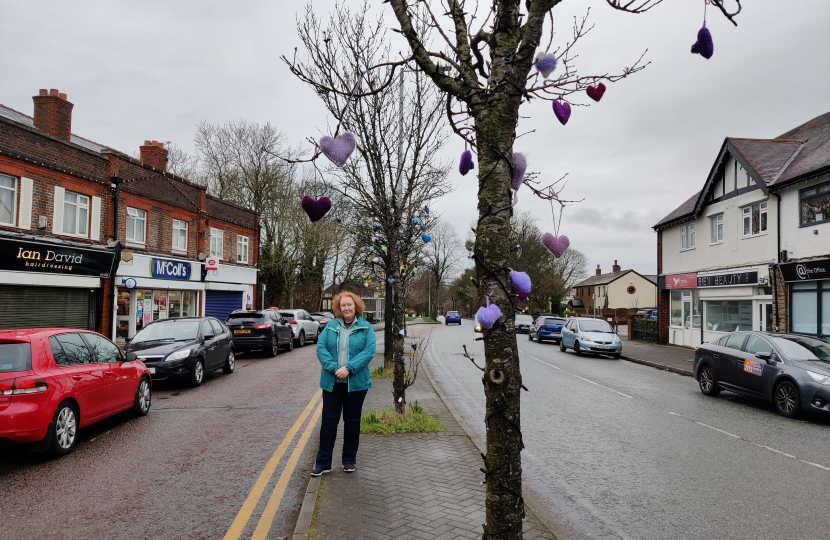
[0,89,259,342]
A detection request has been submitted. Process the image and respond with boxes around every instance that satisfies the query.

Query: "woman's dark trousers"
[315,384,368,469]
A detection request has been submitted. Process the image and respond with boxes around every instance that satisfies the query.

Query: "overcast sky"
[2,0,828,278]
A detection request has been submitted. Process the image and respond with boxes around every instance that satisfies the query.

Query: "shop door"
[682,299,693,347]
[0,285,91,330]
[758,302,773,332]
[205,291,243,323]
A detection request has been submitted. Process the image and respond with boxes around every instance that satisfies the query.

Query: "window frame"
[63,190,90,238]
[709,213,724,245]
[237,235,249,264]
[741,201,768,238]
[0,173,17,227]
[126,206,147,245]
[172,218,188,253]
[680,222,696,251]
[799,176,830,227]
[210,227,224,259]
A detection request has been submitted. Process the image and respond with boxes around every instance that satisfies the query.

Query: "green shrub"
[360,404,444,434]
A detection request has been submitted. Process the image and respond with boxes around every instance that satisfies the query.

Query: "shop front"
[203,259,257,323]
[664,272,700,348]
[0,235,116,331]
[780,258,830,338]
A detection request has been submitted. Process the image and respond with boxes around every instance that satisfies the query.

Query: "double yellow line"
[224,389,323,540]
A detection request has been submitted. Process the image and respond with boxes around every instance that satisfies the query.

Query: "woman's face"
[340,296,356,321]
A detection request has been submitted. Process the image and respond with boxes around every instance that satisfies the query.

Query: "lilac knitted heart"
[319,132,356,167]
[690,24,714,59]
[459,149,475,176]
[512,153,526,191]
[542,233,570,258]
[421,234,431,243]
[300,195,332,223]
[510,271,532,301]
[534,52,558,78]
[552,100,571,125]
[586,83,606,102]
[475,296,501,330]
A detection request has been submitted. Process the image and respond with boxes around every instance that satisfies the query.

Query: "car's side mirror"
[125,352,138,361]
[124,337,132,343]
[755,351,772,362]
[204,334,215,341]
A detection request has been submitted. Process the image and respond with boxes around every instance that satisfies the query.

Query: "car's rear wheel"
[284,336,295,352]
[297,332,305,347]
[559,340,567,352]
[528,333,533,341]
[574,341,583,356]
[774,381,800,418]
[191,358,205,387]
[132,377,151,416]
[269,336,279,357]
[697,365,719,396]
[222,350,235,374]
[49,402,78,457]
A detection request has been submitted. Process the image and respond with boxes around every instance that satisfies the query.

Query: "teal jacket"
[316,317,376,392]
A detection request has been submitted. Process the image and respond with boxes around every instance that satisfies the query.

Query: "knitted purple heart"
[510,271,532,301]
[542,233,570,258]
[475,296,501,330]
[459,149,475,176]
[301,195,332,223]
[552,100,571,125]
[319,132,356,167]
[690,24,714,59]
[534,52,557,78]
[586,83,606,102]
[511,153,526,191]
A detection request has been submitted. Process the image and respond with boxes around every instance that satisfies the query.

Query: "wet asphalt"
[428,319,830,540]
[0,341,324,540]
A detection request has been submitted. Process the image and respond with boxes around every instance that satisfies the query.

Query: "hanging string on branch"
[691,0,714,59]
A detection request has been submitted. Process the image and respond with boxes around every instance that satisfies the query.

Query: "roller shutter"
[0,285,92,331]
[205,290,243,322]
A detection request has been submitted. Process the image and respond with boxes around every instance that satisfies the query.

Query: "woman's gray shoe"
[311,466,331,477]
[343,464,356,473]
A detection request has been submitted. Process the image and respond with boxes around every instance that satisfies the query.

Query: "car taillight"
[254,323,270,329]
[320,319,329,324]
[12,376,48,395]
[693,347,699,355]
[540,325,547,329]
[288,320,298,324]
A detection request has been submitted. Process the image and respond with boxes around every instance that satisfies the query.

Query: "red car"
[0,328,151,456]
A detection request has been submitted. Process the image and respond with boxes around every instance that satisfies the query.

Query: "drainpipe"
[109,176,124,341]
[773,190,782,332]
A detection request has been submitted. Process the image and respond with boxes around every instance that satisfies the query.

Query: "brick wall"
[772,265,788,333]
[656,230,669,344]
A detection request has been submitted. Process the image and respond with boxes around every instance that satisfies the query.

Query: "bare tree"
[423,218,463,318]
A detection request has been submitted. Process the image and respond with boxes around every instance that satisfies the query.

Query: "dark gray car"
[694,332,830,418]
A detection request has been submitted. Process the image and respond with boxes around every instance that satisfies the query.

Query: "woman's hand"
[335,367,349,379]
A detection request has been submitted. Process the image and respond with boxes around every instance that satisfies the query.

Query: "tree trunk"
[384,279,394,370]
[391,278,407,413]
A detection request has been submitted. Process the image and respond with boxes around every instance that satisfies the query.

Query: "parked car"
[226,310,294,356]
[445,311,462,325]
[124,317,234,387]
[635,309,657,319]
[0,328,151,456]
[560,317,622,358]
[529,316,566,343]
[694,332,830,418]
[311,312,336,335]
[279,310,321,347]
[515,314,534,334]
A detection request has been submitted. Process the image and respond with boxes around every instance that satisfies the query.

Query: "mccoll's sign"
[149,258,193,280]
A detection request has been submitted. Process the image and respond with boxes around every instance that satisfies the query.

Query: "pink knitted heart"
[510,271,532,301]
[586,83,606,102]
[319,132,356,167]
[552,100,571,125]
[301,196,332,223]
[511,153,526,191]
[542,233,569,258]
[475,296,501,330]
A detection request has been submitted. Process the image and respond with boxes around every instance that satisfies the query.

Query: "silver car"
[559,317,622,358]
[278,309,320,347]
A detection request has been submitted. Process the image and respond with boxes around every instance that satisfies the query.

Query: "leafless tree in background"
[423,218,464,318]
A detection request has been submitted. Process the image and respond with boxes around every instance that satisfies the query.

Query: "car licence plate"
[234,329,251,334]
[595,345,611,349]
[551,333,561,338]
[148,367,155,374]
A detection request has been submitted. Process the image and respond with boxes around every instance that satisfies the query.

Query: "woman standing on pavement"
[311,291,376,476]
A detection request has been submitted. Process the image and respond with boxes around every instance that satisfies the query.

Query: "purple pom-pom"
[475,296,501,330]
[510,271,532,301]
[459,149,475,176]
[534,52,558,78]
[552,100,571,125]
[690,24,714,59]
[319,132,356,167]
[511,153,526,191]
[301,195,332,222]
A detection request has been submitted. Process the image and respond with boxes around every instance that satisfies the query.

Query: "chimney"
[140,140,168,171]
[596,264,602,276]
[32,88,73,141]
[612,260,621,273]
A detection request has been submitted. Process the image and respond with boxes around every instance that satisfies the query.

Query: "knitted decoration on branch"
[542,233,570,258]
[475,296,501,330]
[552,100,571,125]
[300,196,332,222]
[319,132,356,167]
[586,83,606,102]
[421,234,432,243]
[512,152,527,205]
[691,23,714,59]
[533,52,558,78]
[510,271,532,301]
[459,136,475,176]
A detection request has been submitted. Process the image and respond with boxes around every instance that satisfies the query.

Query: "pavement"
[616,324,696,376]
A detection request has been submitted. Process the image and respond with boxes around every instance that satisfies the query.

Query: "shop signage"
[697,271,758,288]
[149,258,192,281]
[780,259,830,282]
[0,236,115,277]
[665,273,697,289]
[206,257,219,271]
[123,277,137,289]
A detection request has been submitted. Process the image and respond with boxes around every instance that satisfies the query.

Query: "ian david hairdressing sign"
[1,237,115,277]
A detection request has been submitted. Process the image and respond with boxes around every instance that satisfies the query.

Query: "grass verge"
[370,366,411,379]
[360,401,445,434]
[422,317,439,323]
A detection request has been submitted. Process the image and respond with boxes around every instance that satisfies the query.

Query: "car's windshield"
[579,319,614,333]
[771,336,830,362]
[447,312,459,316]
[280,312,297,320]
[544,318,565,326]
[132,320,201,344]
[515,315,533,324]
[226,313,266,324]
[0,343,31,372]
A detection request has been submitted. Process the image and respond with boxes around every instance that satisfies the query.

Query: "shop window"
[791,280,830,336]
[0,174,16,226]
[237,235,249,263]
[681,223,695,250]
[126,207,147,244]
[173,219,188,252]
[63,191,89,236]
[705,300,752,332]
[742,201,767,237]
[709,214,723,244]
[800,175,830,226]
[670,290,682,326]
[211,228,224,259]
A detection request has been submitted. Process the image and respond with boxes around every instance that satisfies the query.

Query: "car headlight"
[165,348,192,362]
[580,335,592,342]
[615,336,621,343]
[807,371,830,386]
